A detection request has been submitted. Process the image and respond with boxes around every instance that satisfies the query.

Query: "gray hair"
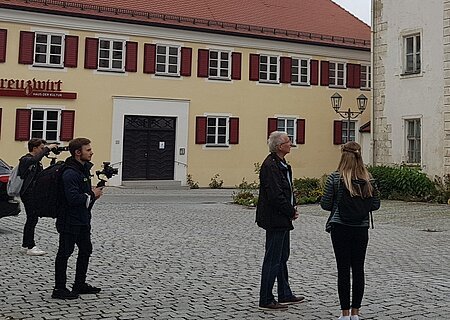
[268,131,288,152]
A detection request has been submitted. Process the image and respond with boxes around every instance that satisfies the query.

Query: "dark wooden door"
[122,116,176,180]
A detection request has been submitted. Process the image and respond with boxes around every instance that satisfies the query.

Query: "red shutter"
[143,44,156,74]
[0,29,7,63]
[197,49,209,78]
[347,63,355,88]
[15,109,31,141]
[0,108,2,138]
[19,31,34,64]
[267,118,278,138]
[195,116,207,144]
[320,61,329,86]
[280,57,292,83]
[231,52,241,80]
[333,120,343,145]
[296,119,305,144]
[249,54,260,81]
[180,47,192,76]
[64,35,78,68]
[60,110,75,141]
[310,59,318,85]
[125,41,138,72]
[354,64,361,89]
[84,37,98,69]
[229,117,239,144]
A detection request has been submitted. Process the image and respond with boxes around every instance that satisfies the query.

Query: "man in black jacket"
[52,137,103,300]
[256,131,304,310]
[19,138,58,256]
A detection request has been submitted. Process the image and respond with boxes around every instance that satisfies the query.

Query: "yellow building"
[0,0,371,187]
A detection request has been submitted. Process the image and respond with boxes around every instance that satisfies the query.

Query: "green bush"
[293,177,324,204]
[232,178,259,206]
[209,173,223,189]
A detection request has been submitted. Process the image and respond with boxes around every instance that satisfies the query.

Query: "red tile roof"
[1,0,371,50]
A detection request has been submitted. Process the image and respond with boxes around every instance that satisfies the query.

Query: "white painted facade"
[373,0,446,178]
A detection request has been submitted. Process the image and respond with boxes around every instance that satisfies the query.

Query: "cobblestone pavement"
[0,188,449,320]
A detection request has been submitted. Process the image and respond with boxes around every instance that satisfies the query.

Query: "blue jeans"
[259,230,293,306]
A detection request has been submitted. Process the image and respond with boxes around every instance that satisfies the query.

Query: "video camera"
[50,146,69,155]
[96,162,119,188]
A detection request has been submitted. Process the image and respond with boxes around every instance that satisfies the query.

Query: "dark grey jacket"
[18,147,51,196]
[320,171,381,231]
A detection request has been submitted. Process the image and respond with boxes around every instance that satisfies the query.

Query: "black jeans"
[331,223,369,310]
[21,193,38,249]
[55,225,92,290]
[259,230,294,306]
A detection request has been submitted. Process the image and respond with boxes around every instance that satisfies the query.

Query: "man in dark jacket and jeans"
[256,131,304,311]
[52,137,103,300]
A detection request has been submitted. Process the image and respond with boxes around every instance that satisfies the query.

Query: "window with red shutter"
[180,47,192,76]
[15,109,31,141]
[143,43,156,74]
[195,116,207,144]
[19,31,34,65]
[84,37,99,69]
[320,61,329,86]
[229,118,239,144]
[333,120,343,145]
[231,52,241,80]
[249,54,260,81]
[267,118,277,138]
[296,119,305,144]
[280,57,292,84]
[64,35,78,68]
[197,49,209,78]
[60,110,75,141]
[310,60,318,85]
[125,41,138,72]
[0,29,7,63]
[347,64,355,88]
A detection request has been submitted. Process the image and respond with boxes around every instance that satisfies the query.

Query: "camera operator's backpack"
[7,165,24,197]
[32,162,67,218]
[338,181,374,226]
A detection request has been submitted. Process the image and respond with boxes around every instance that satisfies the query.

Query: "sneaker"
[259,301,288,311]
[26,246,46,256]
[51,288,79,300]
[72,283,101,295]
[338,316,351,320]
[278,295,305,305]
[350,316,360,320]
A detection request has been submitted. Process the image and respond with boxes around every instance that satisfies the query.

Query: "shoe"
[51,288,79,300]
[20,247,28,254]
[338,316,350,320]
[72,283,101,294]
[259,301,288,311]
[278,295,305,305]
[26,246,46,256]
[350,316,360,320]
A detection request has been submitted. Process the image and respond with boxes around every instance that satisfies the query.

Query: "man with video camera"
[52,137,103,300]
[19,138,58,256]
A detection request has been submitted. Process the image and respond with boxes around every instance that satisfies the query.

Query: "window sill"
[208,77,231,82]
[33,64,64,69]
[400,71,422,79]
[290,83,310,87]
[97,69,125,73]
[205,144,230,148]
[329,85,346,89]
[155,73,181,78]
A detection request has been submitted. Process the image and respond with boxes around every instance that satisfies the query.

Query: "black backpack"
[338,181,374,227]
[32,162,67,218]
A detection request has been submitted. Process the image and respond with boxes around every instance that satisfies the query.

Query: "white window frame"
[291,57,310,86]
[209,49,231,80]
[405,118,421,164]
[33,32,64,68]
[277,117,297,145]
[155,44,181,76]
[30,108,61,142]
[360,64,371,89]
[206,116,230,146]
[403,33,421,75]
[329,61,346,88]
[259,54,280,83]
[98,38,125,72]
[341,120,357,144]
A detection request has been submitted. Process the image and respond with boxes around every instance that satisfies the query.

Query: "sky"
[331,0,371,25]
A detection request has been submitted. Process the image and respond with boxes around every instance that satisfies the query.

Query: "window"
[406,119,421,163]
[329,62,346,87]
[341,121,356,144]
[209,50,230,79]
[156,45,180,75]
[360,65,371,89]
[34,33,64,67]
[259,55,279,82]
[292,58,310,85]
[404,34,421,74]
[277,118,296,144]
[98,39,125,71]
[31,109,60,141]
[207,117,228,145]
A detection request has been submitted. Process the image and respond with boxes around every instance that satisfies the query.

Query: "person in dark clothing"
[19,138,58,256]
[52,137,103,300]
[320,141,380,320]
[255,131,304,311]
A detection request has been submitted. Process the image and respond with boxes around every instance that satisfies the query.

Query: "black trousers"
[330,223,369,310]
[21,193,38,249]
[55,225,93,290]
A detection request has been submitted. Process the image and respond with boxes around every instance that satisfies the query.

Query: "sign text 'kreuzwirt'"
[0,78,77,99]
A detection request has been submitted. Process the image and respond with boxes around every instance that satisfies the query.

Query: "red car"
[0,159,21,218]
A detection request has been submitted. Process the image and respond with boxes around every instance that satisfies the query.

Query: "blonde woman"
[320,142,380,320]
